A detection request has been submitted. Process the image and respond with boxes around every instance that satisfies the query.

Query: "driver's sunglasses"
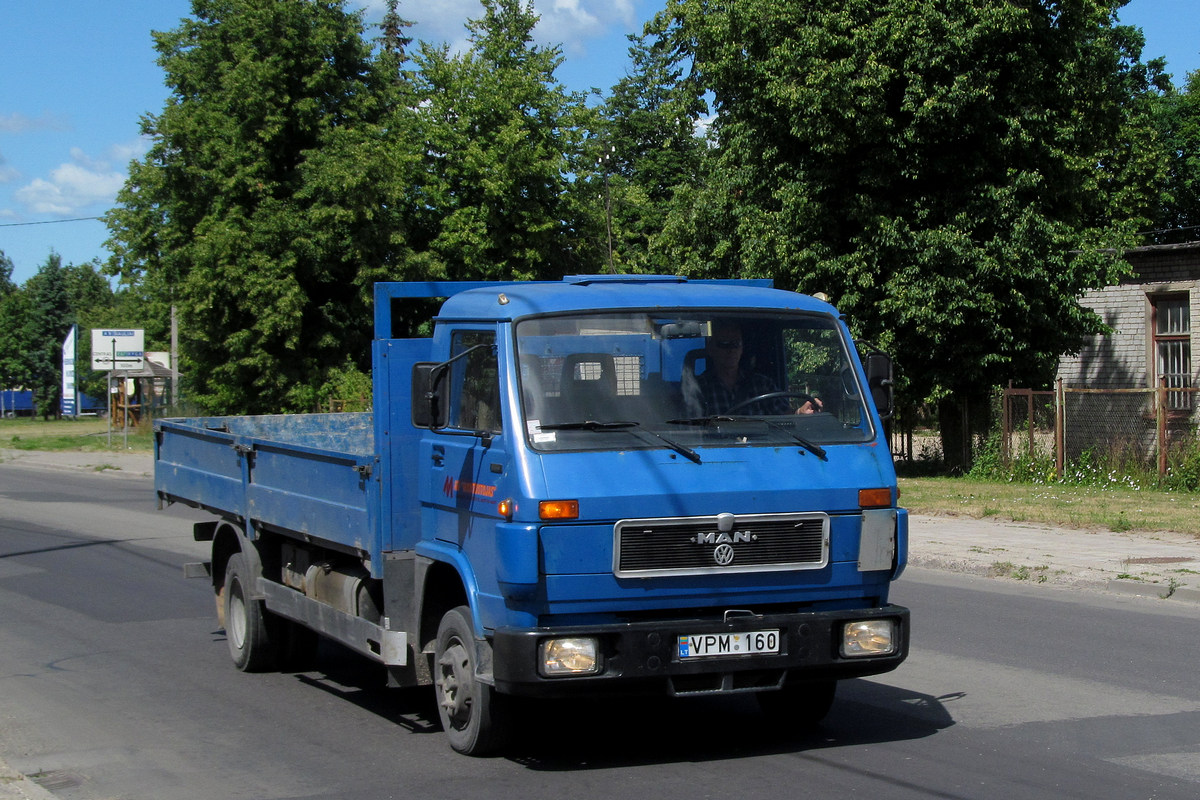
[714,339,742,349]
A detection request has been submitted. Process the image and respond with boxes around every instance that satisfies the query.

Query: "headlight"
[841,619,897,657]
[539,637,600,677]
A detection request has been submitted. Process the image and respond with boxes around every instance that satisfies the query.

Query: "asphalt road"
[1,460,1197,799]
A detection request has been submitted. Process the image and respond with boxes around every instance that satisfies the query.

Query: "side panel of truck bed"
[155,413,382,567]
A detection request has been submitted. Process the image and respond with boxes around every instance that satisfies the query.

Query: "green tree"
[1151,69,1200,238]
[0,251,26,408]
[666,0,1164,469]
[63,260,116,320]
[0,250,13,295]
[21,253,73,418]
[411,0,594,280]
[593,12,708,272]
[105,0,380,414]
[295,0,426,327]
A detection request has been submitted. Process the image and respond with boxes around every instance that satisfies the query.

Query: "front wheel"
[434,606,504,755]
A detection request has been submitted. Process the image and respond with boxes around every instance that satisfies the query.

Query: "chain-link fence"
[1003,383,1200,478]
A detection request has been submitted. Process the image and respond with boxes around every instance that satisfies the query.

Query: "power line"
[0,216,103,228]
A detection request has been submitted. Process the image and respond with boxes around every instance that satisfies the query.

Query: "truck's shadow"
[291,642,954,768]
[505,681,954,770]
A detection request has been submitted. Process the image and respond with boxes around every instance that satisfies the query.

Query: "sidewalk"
[909,513,1200,602]
[0,447,154,478]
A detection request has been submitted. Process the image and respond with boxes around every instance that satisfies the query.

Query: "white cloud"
[0,112,70,134]
[108,138,154,167]
[0,152,19,185]
[357,0,637,56]
[13,143,141,217]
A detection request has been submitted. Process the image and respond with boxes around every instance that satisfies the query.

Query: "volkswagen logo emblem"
[713,543,736,566]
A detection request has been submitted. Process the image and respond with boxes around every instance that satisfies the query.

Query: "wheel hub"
[438,641,473,725]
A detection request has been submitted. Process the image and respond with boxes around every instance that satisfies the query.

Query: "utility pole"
[171,304,179,409]
[599,145,615,273]
[107,338,115,448]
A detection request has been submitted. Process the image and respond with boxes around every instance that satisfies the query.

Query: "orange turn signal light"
[539,500,579,520]
[858,488,892,509]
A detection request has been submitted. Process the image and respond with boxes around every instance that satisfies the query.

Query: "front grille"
[614,512,829,578]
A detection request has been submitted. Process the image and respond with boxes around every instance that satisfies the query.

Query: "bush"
[1164,439,1200,491]
[318,360,372,412]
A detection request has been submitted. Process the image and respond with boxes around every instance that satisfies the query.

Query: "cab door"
[421,329,510,549]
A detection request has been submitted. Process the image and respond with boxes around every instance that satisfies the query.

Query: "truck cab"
[386,276,907,750]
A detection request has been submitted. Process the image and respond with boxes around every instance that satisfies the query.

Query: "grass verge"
[1,417,154,454]
[900,476,1200,537]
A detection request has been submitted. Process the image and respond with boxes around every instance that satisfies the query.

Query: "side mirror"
[864,351,895,420]
[411,362,448,429]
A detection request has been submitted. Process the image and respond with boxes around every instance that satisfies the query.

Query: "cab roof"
[374,275,837,338]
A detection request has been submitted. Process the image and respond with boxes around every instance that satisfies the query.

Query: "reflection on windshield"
[516,311,875,453]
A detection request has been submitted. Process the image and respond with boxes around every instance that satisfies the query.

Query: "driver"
[697,321,822,416]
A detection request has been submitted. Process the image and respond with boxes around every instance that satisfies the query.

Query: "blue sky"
[1,0,1197,287]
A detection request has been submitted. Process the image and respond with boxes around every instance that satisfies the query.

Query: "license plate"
[677,630,780,659]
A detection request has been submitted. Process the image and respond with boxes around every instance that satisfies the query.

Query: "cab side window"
[449,331,502,433]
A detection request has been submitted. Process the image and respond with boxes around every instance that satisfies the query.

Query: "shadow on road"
[504,679,954,770]
[283,642,953,767]
[291,642,443,735]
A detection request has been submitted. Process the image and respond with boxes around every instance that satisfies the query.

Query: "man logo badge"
[713,543,736,566]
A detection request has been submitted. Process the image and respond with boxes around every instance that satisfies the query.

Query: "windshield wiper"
[538,420,703,464]
[666,415,828,461]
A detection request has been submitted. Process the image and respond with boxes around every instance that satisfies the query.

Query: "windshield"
[515,311,876,454]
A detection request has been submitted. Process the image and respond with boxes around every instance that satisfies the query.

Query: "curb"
[0,448,153,477]
[0,758,57,800]
[1105,579,1200,603]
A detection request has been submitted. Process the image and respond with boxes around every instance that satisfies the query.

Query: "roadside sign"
[91,328,144,371]
[62,325,78,416]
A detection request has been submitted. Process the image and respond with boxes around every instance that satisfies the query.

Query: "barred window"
[1152,294,1191,410]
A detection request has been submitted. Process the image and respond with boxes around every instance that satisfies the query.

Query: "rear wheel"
[223,552,279,672]
[757,679,837,729]
[434,606,504,755]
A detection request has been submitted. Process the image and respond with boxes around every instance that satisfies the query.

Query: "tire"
[223,552,279,672]
[433,606,504,756]
[757,678,837,729]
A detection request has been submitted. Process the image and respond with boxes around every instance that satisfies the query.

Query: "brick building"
[1058,241,1200,396]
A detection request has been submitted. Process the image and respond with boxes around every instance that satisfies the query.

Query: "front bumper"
[491,604,909,697]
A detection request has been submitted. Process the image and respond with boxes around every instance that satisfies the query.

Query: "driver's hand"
[797,397,823,414]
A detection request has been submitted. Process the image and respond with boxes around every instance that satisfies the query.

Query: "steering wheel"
[726,391,818,414]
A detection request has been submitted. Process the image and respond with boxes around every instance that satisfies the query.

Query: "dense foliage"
[663,0,1171,467]
[4,0,1199,434]
[104,0,382,413]
[1150,68,1200,239]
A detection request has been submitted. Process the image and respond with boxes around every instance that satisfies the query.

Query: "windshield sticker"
[528,419,557,443]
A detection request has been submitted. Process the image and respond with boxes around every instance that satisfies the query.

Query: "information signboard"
[91,328,145,371]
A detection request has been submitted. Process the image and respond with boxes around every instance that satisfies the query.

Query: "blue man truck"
[155,275,908,755]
